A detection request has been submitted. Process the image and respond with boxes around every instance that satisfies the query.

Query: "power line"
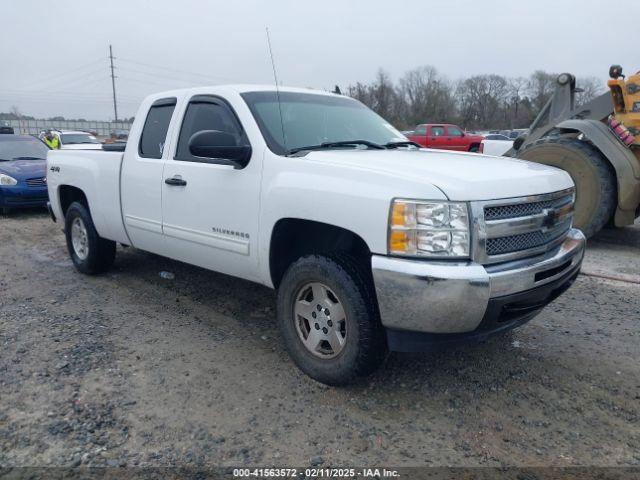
[118,75,194,90]
[118,66,218,87]
[118,57,237,83]
[18,59,107,91]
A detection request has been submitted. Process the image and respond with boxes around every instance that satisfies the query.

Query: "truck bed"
[46,150,130,245]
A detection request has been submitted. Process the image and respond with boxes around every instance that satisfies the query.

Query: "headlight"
[0,174,17,186]
[389,199,470,258]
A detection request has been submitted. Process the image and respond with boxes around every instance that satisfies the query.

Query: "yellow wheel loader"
[510,66,640,238]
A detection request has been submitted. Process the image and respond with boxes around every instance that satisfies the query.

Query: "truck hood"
[304,148,573,201]
[0,159,46,181]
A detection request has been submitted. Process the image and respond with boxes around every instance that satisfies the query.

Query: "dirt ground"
[1,210,638,468]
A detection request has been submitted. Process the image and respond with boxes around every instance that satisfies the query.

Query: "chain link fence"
[5,119,132,137]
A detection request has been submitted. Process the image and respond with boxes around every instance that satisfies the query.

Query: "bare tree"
[507,77,528,127]
[575,76,605,107]
[397,66,455,128]
[456,74,509,129]
[527,70,557,114]
[347,67,600,131]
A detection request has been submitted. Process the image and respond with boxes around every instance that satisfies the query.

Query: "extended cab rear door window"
[138,98,177,159]
[174,95,249,163]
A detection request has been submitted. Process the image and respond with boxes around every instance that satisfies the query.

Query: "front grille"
[476,189,575,263]
[485,198,560,221]
[486,219,572,255]
[26,177,46,187]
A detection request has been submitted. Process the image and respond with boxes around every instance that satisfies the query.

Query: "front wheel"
[276,254,387,385]
[64,201,116,274]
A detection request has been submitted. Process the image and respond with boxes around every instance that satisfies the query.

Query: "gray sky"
[3,0,635,120]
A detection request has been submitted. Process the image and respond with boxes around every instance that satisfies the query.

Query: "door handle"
[165,176,187,186]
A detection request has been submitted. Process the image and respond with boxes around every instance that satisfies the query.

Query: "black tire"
[518,137,617,238]
[64,201,116,274]
[469,143,480,153]
[276,253,387,386]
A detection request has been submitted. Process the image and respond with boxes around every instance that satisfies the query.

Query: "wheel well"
[58,185,88,217]
[469,142,481,151]
[269,219,371,288]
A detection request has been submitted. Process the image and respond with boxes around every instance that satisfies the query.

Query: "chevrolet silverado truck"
[46,86,585,385]
[407,123,484,152]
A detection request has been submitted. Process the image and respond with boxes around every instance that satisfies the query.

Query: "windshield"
[241,91,406,155]
[0,137,49,161]
[60,133,99,144]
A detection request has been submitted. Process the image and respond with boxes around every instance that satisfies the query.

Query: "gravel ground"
[1,210,638,468]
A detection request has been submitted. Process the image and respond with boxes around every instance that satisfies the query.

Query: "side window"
[431,126,445,136]
[139,98,176,159]
[175,96,246,162]
[414,125,427,136]
[447,126,463,137]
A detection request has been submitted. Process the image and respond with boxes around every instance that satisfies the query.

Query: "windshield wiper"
[287,140,384,155]
[12,156,44,160]
[384,141,422,149]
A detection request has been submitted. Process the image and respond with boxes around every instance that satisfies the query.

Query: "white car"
[481,133,514,156]
[52,130,103,150]
[46,85,585,385]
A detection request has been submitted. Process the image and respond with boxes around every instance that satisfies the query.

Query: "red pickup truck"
[407,124,484,152]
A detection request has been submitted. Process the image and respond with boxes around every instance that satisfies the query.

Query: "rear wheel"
[518,137,617,238]
[64,201,116,274]
[276,254,387,385]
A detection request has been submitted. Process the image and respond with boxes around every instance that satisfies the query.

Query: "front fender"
[257,159,447,286]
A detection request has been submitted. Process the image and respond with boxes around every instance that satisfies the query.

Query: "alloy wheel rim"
[294,282,347,358]
[71,217,89,260]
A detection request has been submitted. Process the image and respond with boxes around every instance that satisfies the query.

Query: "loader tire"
[518,137,617,238]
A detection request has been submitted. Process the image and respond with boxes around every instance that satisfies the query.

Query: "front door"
[160,95,261,282]
[121,97,177,253]
[445,125,466,150]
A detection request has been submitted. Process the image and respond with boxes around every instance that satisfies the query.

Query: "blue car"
[0,135,50,214]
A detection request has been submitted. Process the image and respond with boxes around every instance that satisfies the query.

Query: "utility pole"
[109,44,119,122]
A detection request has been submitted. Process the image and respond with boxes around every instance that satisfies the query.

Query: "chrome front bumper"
[371,228,586,334]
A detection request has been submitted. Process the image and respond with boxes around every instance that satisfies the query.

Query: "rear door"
[445,125,466,150]
[160,94,261,281]
[120,97,177,252]
[428,125,446,149]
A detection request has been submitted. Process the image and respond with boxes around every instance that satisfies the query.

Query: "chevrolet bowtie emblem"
[542,207,559,229]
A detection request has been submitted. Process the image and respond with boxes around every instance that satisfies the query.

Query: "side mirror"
[188,130,251,169]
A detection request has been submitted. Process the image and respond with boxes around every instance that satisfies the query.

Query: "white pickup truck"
[47,85,585,385]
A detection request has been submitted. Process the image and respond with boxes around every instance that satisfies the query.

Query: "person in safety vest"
[43,130,60,149]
